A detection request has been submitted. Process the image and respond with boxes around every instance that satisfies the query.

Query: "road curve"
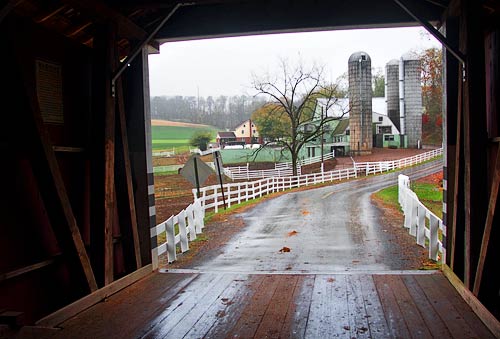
[193,160,443,274]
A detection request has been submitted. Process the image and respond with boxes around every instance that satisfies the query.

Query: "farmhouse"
[233,119,262,144]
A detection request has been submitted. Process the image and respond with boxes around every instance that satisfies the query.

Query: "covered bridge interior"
[1,0,499,331]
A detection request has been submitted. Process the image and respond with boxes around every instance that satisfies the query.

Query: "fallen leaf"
[279,246,291,253]
[327,278,336,283]
[287,230,299,237]
[343,325,350,331]
[301,210,310,216]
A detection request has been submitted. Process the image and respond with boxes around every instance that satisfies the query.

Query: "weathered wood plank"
[159,274,238,338]
[283,275,315,339]
[402,275,453,339]
[202,275,264,339]
[141,273,227,339]
[358,275,391,339]
[346,274,374,339]
[373,275,411,338]
[305,275,350,338]
[183,275,252,338]
[254,275,299,338]
[414,274,483,339]
[226,274,282,338]
[431,273,495,339]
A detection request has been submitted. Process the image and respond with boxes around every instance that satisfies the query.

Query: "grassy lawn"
[151,125,218,151]
[374,182,443,219]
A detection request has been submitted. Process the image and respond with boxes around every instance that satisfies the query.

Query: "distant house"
[233,119,262,144]
[216,131,236,147]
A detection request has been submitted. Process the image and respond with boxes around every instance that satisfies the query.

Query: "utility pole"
[321,107,324,172]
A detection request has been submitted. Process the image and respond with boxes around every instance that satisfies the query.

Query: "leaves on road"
[279,246,291,253]
[287,230,298,237]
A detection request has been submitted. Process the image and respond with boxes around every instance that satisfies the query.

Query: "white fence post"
[166,217,176,263]
[179,210,189,252]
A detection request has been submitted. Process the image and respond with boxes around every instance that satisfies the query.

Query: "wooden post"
[116,79,142,269]
[473,146,500,295]
[103,24,117,286]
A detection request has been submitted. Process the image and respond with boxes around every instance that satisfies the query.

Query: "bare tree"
[252,59,346,175]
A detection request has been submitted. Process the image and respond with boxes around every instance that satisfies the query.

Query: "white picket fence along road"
[223,151,335,180]
[195,167,357,213]
[355,148,443,176]
[150,199,205,268]
[224,162,301,180]
[398,174,446,262]
[151,148,443,266]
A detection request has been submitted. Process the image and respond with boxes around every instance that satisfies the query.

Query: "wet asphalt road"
[194,160,443,274]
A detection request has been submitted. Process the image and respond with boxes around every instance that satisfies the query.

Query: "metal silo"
[348,51,372,154]
[401,53,423,148]
[385,59,401,132]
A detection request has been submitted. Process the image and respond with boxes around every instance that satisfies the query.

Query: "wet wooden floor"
[27,271,494,339]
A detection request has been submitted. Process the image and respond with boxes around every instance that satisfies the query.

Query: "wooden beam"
[0,258,56,283]
[472,144,500,296]
[450,72,463,271]
[36,264,152,328]
[60,0,147,41]
[103,24,117,286]
[442,265,500,338]
[116,79,142,269]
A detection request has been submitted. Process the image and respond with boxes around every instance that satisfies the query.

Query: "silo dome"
[387,59,399,66]
[348,51,371,63]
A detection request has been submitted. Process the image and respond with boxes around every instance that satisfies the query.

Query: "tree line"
[150,95,267,130]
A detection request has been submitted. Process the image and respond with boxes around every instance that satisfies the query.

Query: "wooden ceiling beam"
[59,0,148,41]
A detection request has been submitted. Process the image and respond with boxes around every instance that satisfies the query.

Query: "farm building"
[215,131,236,147]
[0,0,499,335]
[216,119,263,148]
[305,50,422,157]
[233,119,262,145]
[307,96,405,156]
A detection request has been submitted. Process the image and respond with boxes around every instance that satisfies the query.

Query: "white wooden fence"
[355,148,443,175]
[152,148,175,157]
[398,174,446,262]
[299,151,335,166]
[150,199,205,269]
[224,162,301,180]
[223,152,335,180]
[195,168,358,212]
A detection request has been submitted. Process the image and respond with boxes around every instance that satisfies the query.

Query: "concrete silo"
[400,53,423,148]
[385,59,401,131]
[348,51,372,155]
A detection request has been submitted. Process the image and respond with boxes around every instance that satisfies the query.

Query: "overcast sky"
[148,26,440,98]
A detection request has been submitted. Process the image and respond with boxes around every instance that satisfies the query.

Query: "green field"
[151,125,218,152]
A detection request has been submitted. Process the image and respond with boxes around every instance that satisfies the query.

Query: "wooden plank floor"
[13,271,495,339]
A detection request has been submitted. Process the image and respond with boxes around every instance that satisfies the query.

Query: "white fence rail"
[355,148,443,175]
[152,149,175,157]
[224,163,301,180]
[299,151,335,166]
[150,199,205,269]
[398,174,445,262]
[190,147,221,156]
